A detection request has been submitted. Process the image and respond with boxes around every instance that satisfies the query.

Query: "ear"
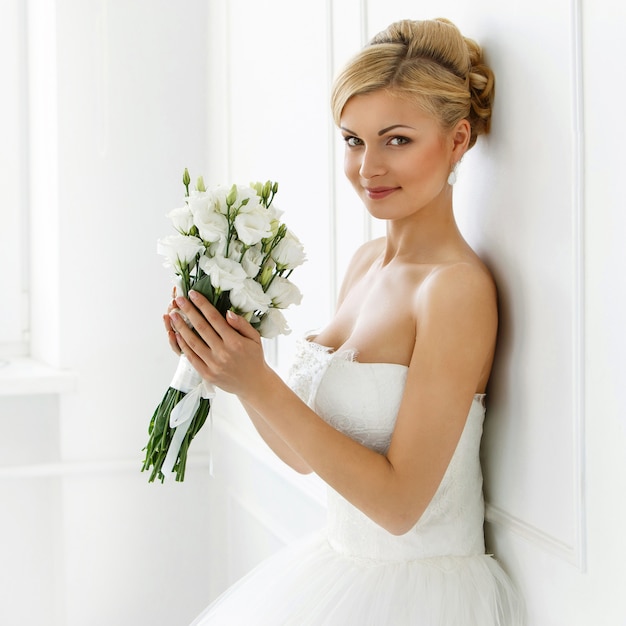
[450,119,471,162]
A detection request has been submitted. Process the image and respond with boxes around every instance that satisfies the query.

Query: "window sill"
[0,358,77,396]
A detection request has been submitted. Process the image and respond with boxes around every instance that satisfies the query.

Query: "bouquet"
[142,169,306,482]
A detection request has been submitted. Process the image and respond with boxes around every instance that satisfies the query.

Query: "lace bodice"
[288,338,487,563]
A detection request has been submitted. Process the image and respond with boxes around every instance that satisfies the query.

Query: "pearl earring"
[447,168,457,186]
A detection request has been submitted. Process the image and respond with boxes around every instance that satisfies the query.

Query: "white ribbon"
[162,355,216,477]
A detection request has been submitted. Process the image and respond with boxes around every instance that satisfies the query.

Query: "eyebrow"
[340,124,416,136]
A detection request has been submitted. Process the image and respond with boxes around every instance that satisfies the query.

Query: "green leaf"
[191,274,215,301]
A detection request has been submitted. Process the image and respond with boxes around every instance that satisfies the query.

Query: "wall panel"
[363,0,585,568]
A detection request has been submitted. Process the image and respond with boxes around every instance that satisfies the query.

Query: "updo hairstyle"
[331,18,495,150]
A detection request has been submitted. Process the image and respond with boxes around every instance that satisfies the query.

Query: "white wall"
[1,0,625,624]
[2,1,216,625]
[204,1,626,625]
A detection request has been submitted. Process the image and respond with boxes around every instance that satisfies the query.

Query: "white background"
[0,0,625,624]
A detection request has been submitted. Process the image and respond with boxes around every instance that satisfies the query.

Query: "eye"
[388,136,410,146]
[343,135,363,147]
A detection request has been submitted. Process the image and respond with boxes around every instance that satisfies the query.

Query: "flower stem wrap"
[142,355,215,482]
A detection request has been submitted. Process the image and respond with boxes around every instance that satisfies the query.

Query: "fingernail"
[175,296,185,308]
[226,310,237,320]
[189,290,198,301]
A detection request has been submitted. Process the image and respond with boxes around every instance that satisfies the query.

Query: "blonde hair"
[331,18,495,149]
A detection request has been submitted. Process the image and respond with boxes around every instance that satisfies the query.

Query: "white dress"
[191,339,524,625]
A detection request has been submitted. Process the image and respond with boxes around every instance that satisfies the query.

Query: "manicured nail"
[175,296,186,308]
[189,290,198,301]
[226,310,237,320]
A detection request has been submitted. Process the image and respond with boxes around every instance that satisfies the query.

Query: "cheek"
[343,152,360,183]
[408,146,448,180]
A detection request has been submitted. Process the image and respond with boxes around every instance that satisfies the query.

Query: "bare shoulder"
[415,259,497,326]
[337,238,385,305]
[349,237,385,273]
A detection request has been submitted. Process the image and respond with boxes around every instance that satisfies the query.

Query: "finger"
[173,294,223,348]
[226,310,262,344]
[173,331,206,376]
[187,290,236,341]
[163,314,181,354]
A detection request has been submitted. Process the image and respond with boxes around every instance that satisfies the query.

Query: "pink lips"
[365,186,398,200]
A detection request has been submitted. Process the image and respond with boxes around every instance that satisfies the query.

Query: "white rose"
[265,276,302,309]
[229,278,272,314]
[234,209,273,246]
[198,255,247,291]
[258,308,291,338]
[167,205,194,234]
[157,234,204,270]
[271,230,306,270]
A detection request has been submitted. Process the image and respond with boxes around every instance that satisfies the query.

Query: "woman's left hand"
[169,289,268,400]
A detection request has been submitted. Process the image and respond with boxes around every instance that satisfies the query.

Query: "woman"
[167,17,524,625]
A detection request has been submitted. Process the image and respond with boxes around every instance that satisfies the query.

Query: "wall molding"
[569,0,587,573]
[486,503,579,566]
[0,457,211,478]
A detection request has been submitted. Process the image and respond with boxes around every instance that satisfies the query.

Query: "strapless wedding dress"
[190,339,524,625]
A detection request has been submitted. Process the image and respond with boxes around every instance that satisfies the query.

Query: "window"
[0,0,29,359]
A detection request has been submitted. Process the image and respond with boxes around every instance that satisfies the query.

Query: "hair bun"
[464,36,495,141]
[331,18,496,150]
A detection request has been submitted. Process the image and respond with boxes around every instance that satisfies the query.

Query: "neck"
[381,198,465,266]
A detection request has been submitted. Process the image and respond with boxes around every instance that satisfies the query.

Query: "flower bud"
[262,180,271,200]
[259,263,274,288]
[182,168,191,196]
[196,176,206,192]
[226,183,238,206]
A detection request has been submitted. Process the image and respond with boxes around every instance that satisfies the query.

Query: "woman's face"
[340,90,462,221]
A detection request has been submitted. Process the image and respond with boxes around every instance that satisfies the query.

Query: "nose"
[358,146,386,180]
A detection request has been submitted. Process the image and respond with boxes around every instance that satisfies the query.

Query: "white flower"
[198,255,247,291]
[230,185,264,213]
[234,209,273,246]
[186,189,212,216]
[167,205,194,234]
[258,308,291,338]
[265,276,303,309]
[210,186,231,214]
[267,202,283,221]
[271,230,306,270]
[187,190,229,242]
[229,278,272,314]
[240,245,264,278]
[157,234,204,270]
[171,275,184,297]
[196,210,229,243]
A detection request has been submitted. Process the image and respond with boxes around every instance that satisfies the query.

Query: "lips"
[364,186,398,200]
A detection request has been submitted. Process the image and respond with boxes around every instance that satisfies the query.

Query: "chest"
[316,269,420,365]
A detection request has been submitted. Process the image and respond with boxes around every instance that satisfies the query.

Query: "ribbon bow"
[161,355,216,476]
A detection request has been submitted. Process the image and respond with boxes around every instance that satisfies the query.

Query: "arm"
[163,302,312,474]
[239,399,313,474]
[170,263,496,535]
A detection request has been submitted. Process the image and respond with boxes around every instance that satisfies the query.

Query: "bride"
[166,17,524,626]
